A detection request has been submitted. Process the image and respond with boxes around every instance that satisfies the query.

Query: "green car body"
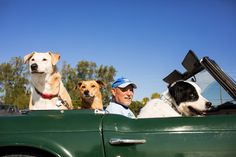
[1,110,236,157]
[0,110,104,157]
[1,51,236,157]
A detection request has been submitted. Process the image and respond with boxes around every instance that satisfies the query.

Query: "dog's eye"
[190,93,197,99]
[31,58,35,61]
[81,86,86,89]
[43,58,47,61]
[91,85,96,88]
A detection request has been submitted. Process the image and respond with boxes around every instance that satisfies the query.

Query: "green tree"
[142,97,150,105]
[96,65,116,106]
[61,62,80,108]
[129,101,144,116]
[76,61,97,80]
[0,57,29,109]
[151,92,160,99]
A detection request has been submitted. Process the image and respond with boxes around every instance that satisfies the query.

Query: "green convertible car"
[0,50,236,157]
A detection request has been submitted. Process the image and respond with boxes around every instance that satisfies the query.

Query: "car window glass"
[189,70,234,107]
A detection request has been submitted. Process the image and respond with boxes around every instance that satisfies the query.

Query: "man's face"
[111,85,134,106]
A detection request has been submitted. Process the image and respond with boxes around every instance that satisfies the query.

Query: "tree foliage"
[129,101,144,116]
[61,62,80,107]
[0,57,29,109]
[142,97,150,105]
[151,92,160,99]
[96,65,116,106]
[76,61,97,80]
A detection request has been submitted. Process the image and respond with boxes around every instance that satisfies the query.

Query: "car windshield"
[187,70,235,107]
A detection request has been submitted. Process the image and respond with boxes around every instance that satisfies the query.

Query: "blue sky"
[1,0,236,101]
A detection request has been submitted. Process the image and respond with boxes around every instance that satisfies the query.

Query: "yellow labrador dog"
[24,51,73,110]
[76,80,105,110]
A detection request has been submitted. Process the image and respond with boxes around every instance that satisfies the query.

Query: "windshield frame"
[200,57,236,100]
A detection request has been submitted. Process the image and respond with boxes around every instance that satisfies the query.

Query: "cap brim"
[118,82,137,89]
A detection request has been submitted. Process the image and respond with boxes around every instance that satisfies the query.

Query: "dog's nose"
[84,90,89,96]
[206,102,212,108]
[31,63,38,71]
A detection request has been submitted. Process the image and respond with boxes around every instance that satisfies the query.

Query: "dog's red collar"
[34,87,58,100]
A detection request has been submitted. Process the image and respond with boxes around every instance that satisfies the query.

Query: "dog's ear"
[24,52,35,63]
[96,80,105,88]
[75,81,83,90]
[48,52,60,65]
[169,81,188,105]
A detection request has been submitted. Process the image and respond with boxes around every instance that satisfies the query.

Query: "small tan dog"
[24,51,73,110]
[76,80,105,110]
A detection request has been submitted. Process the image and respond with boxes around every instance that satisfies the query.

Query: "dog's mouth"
[188,106,205,115]
[31,68,45,74]
[84,95,94,98]
[31,71,45,74]
[83,94,95,100]
[82,95,95,104]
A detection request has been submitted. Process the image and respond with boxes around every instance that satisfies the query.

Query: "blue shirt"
[105,101,136,119]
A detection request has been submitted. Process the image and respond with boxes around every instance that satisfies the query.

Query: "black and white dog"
[138,81,212,118]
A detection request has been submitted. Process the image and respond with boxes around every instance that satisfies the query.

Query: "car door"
[102,114,236,157]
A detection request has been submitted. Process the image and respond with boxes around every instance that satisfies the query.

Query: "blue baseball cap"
[112,77,137,89]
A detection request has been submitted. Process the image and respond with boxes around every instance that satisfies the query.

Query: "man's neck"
[112,100,129,109]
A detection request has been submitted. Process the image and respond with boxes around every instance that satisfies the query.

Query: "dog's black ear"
[74,81,83,90]
[96,80,105,88]
[168,81,186,105]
